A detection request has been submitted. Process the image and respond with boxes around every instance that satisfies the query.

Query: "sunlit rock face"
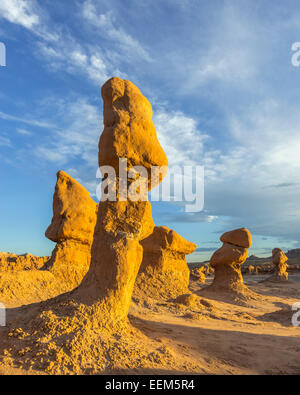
[271,248,289,281]
[45,171,98,288]
[208,228,252,293]
[99,77,168,192]
[134,226,196,299]
[76,77,168,328]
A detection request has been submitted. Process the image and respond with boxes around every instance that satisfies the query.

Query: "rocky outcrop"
[271,248,289,281]
[203,228,257,300]
[0,252,49,272]
[190,267,206,283]
[134,226,196,299]
[45,171,98,288]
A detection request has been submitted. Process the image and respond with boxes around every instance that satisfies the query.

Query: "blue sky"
[1,0,300,261]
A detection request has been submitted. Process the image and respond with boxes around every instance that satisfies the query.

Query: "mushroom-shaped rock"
[271,248,289,281]
[202,228,257,300]
[220,227,252,249]
[45,171,98,288]
[134,226,196,299]
[99,77,168,191]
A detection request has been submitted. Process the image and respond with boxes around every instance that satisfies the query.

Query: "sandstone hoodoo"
[134,226,197,299]
[270,248,289,281]
[45,170,98,288]
[203,228,256,299]
[74,77,168,327]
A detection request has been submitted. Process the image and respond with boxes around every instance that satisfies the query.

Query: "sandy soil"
[0,272,300,375]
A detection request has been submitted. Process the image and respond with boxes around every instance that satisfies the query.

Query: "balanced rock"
[134,226,196,299]
[271,248,288,281]
[76,77,166,328]
[45,171,98,287]
[204,227,254,297]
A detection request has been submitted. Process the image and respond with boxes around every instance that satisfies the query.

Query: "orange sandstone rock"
[210,242,248,267]
[99,77,168,191]
[46,170,98,245]
[203,228,256,299]
[0,252,48,272]
[134,226,196,299]
[45,171,98,287]
[220,227,252,248]
[271,248,289,281]
[76,77,167,327]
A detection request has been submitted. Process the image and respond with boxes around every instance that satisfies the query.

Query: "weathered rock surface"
[134,226,196,299]
[220,227,252,248]
[99,77,168,191]
[46,170,98,245]
[203,228,257,300]
[0,252,49,272]
[76,77,166,327]
[45,171,98,287]
[271,248,289,281]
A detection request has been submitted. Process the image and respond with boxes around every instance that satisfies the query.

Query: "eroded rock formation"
[134,226,196,299]
[45,170,98,287]
[271,248,289,281]
[204,228,255,298]
[75,77,168,327]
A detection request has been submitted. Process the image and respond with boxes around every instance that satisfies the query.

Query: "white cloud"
[154,108,209,167]
[82,0,151,62]
[38,41,111,84]
[0,135,11,147]
[0,0,39,30]
[17,128,33,136]
[34,97,100,168]
[0,111,53,128]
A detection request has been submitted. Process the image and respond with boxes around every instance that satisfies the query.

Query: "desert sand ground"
[0,270,299,375]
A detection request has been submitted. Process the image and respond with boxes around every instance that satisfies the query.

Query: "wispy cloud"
[17,128,33,136]
[34,96,100,168]
[0,111,53,128]
[154,108,209,167]
[82,0,151,62]
[0,135,11,147]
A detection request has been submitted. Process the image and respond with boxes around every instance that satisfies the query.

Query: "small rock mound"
[175,293,197,307]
